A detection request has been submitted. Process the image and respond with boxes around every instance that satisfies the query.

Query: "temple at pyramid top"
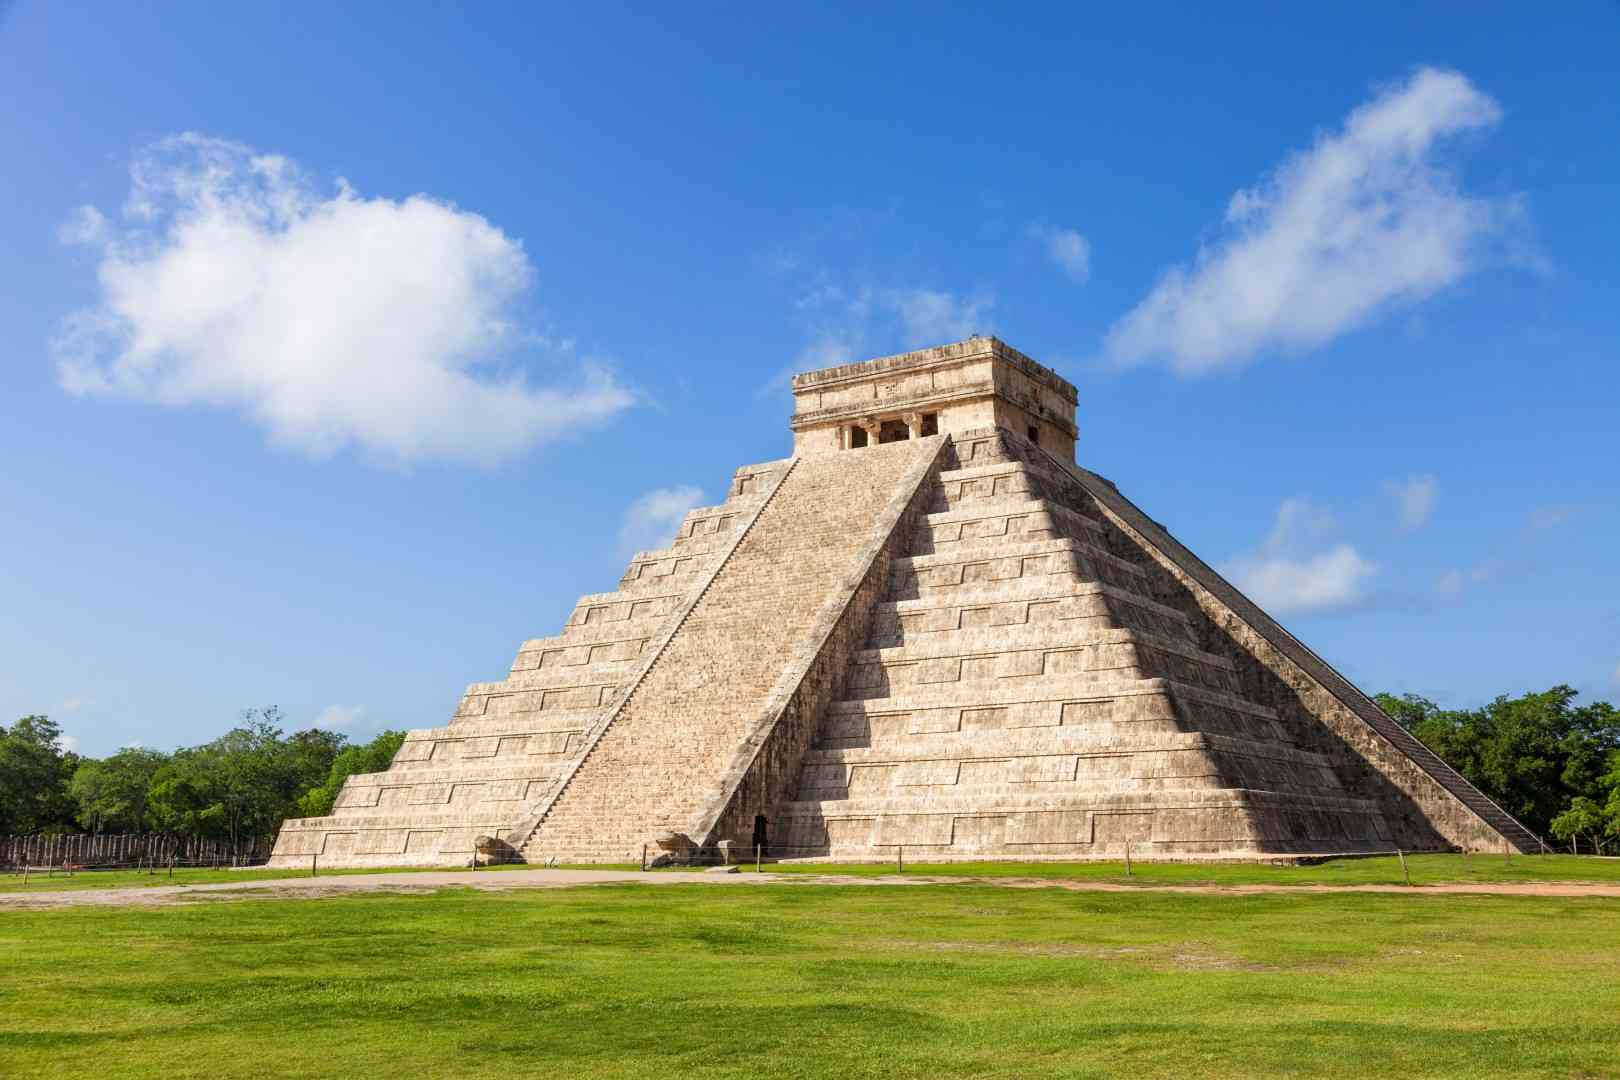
[790,336,1079,460]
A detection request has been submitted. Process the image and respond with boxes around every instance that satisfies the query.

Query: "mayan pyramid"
[270,337,1540,867]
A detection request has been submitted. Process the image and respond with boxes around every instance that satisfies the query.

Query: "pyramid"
[270,337,1540,867]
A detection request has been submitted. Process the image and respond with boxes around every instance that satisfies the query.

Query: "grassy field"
[736,852,1620,886]
[3,852,1618,893]
[2,879,1619,1078]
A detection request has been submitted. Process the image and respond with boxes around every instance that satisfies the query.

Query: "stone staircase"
[514,436,946,863]
[266,460,792,867]
[773,432,1403,859]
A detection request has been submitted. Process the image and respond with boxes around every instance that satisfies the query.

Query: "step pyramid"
[270,337,1540,867]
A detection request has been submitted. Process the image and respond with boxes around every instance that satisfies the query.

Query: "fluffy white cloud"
[1031,224,1092,282]
[59,734,80,754]
[1224,497,1376,615]
[619,485,704,556]
[1105,68,1512,374]
[315,704,369,732]
[1387,473,1438,531]
[55,134,632,465]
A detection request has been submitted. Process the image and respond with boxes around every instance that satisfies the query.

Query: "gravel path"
[4,868,1620,909]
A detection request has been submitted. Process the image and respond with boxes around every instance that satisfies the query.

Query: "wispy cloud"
[619,485,704,556]
[1224,497,1376,615]
[774,274,993,396]
[55,134,632,466]
[1387,473,1438,531]
[1105,68,1520,374]
[1433,559,1505,597]
[1030,224,1092,282]
[315,704,371,733]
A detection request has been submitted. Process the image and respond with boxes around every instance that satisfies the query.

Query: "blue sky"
[3,4,1616,756]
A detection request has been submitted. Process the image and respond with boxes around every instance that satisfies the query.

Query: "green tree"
[1550,797,1607,854]
[67,747,168,833]
[1376,686,1620,838]
[296,729,405,817]
[0,715,78,833]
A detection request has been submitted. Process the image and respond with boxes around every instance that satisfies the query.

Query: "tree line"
[1374,685,1620,853]
[2,685,1618,856]
[0,707,402,857]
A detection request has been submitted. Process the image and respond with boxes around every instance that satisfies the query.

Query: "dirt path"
[4,868,1620,909]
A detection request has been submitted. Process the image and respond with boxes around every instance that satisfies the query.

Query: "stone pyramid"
[270,337,1540,867]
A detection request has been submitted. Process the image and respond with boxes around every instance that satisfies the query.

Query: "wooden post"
[640,844,647,872]
[311,853,318,878]
[1125,841,1132,877]
[755,844,761,874]
[897,845,903,874]
[1398,849,1410,886]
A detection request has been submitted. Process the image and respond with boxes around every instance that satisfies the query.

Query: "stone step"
[566,588,688,629]
[854,623,1232,671]
[775,784,1383,822]
[869,579,1197,650]
[800,728,1335,770]
[512,620,667,666]
[893,536,1152,587]
[404,709,599,741]
[823,673,1280,720]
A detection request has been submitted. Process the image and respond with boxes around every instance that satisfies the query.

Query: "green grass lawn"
[2,881,1618,1078]
[738,852,1620,886]
[3,853,1618,893]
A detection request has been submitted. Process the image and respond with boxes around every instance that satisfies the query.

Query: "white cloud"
[55,695,96,714]
[1224,497,1376,615]
[1031,224,1092,282]
[315,704,370,732]
[60,734,80,754]
[1105,68,1514,374]
[782,278,992,394]
[58,205,107,246]
[55,134,632,466]
[1387,473,1438,531]
[1433,558,1506,597]
[889,288,992,344]
[619,485,704,556]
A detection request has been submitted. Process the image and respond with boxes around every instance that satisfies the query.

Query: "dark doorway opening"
[1027,424,1039,445]
[920,412,939,436]
[878,419,910,443]
[849,425,868,448]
